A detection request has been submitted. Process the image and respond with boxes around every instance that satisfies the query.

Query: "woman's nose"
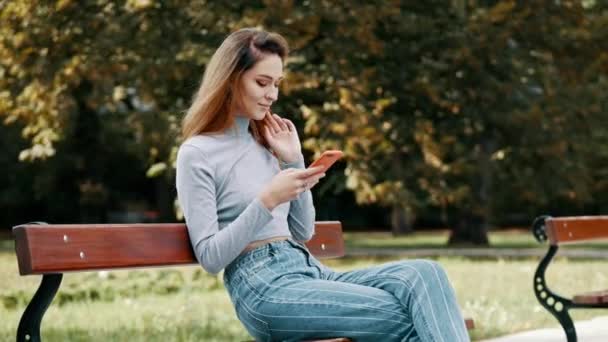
[265,87,278,101]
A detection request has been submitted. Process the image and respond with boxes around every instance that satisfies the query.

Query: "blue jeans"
[223,239,470,342]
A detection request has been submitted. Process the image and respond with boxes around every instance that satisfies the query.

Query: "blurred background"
[1,0,607,245]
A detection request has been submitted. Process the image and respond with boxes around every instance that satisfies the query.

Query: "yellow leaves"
[302,138,317,151]
[345,165,407,205]
[113,86,127,102]
[4,78,68,161]
[303,114,319,135]
[372,97,396,117]
[491,149,507,161]
[169,146,179,169]
[13,32,27,48]
[415,120,449,172]
[329,122,347,135]
[174,198,184,221]
[338,87,355,111]
[282,71,320,93]
[381,121,392,132]
[0,90,15,120]
[372,181,404,205]
[55,0,74,11]
[299,104,314,119]
[146,162,167,178]
[18,142,56,161]
[487,1,516,24]
[125,0,154,12]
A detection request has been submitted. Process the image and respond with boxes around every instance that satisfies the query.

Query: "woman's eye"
[256,81,268,87]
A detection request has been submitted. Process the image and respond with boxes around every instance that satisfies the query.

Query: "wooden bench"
[13,221,473,342]
[532,215,608,342]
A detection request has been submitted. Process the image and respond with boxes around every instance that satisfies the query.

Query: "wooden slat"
[546,216,608,245]
[573,290,608,305]
[13,221,344,275]
[13,223,195,275]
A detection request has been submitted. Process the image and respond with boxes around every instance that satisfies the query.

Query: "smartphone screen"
[308,150,343,173]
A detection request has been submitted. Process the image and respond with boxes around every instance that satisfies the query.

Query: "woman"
[176,28,470,342]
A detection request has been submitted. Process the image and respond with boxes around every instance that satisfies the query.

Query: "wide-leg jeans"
[223,239,470,342]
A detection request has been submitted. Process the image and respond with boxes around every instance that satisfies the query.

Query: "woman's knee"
[400,260,451,285]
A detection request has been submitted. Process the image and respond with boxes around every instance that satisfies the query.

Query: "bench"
[13,221,473,342]
[532,215,608,342]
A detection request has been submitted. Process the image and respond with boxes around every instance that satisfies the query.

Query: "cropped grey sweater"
[175,116,315,274]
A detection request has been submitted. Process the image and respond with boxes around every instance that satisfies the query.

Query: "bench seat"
[573,290,608,305]
[13,221,472,342]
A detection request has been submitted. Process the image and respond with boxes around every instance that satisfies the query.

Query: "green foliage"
[1,1,607,241]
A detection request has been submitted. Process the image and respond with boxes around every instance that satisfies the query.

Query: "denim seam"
[352,262,446,342]
[239,276,272,339]
[239,306,271,340]
[401,263,445,342]
[252,270,402,307]
[424,260,468,342]
[354,271,439,342]
[242,273,409,319]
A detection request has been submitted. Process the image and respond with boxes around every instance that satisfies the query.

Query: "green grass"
[344,230,608,250]
[3,235,608,341]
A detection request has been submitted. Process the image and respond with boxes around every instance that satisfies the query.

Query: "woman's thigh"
[325,259,470,342]
[237,273,418,342]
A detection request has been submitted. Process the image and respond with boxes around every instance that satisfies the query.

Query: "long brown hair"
[182,28,289,149]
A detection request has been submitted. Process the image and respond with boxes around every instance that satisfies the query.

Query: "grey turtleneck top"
[175,116,316,274]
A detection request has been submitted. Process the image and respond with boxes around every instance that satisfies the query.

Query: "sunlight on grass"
[3,235,608,341]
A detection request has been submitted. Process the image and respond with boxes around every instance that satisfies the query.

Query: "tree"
[2,1,606,244]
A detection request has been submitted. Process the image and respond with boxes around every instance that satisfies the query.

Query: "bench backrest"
[545,216,608,245]
[13,221,344,275]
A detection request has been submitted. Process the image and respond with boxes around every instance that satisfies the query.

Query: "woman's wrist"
[279,154,305,169]
[279,152,303,164]
[258,191,277,211]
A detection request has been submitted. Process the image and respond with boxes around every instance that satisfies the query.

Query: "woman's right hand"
[258,166,325,210]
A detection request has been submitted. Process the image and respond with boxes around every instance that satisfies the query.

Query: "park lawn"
[344,229,608,250]
[2,238,608,341]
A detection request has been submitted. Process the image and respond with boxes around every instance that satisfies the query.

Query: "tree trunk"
[391,205,413,236]
[448,136,494,246]
[448,212,489,245]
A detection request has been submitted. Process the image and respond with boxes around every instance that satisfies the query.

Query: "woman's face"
[236,53,283,120]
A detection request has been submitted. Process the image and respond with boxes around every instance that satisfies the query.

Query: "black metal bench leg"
[532,217,578,342]
[17,273,63,342]
[557,310,577,342]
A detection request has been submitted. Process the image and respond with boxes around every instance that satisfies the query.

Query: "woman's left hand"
[263,112,302,164]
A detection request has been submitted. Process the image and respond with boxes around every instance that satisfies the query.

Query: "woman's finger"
[309,180,319,189]
[284,119,296,133]
[273,114,288,131]
[263,116,275,134]
[303,179,320,191]
[306,173,325,183]
[263,125,274,140]
[266,112,281,133]
[282,118,293,132]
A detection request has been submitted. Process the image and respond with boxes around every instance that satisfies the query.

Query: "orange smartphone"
[308,150,343,174]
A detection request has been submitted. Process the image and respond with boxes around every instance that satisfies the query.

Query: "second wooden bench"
[532,215,608,342]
